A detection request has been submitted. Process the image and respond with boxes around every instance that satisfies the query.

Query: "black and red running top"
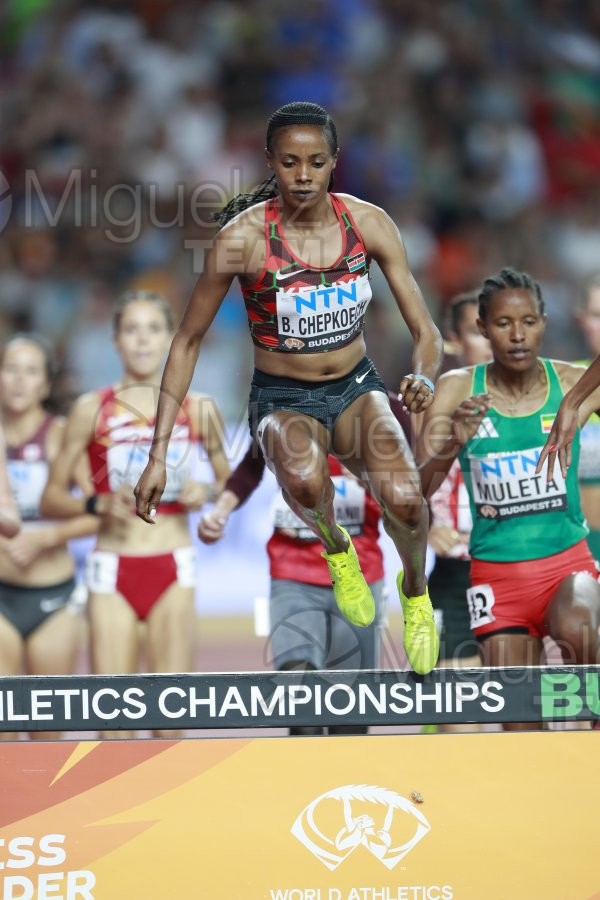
[241,193,372,354]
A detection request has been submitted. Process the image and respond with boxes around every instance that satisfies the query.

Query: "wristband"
[413,374,435,394]
[84,495,100,516]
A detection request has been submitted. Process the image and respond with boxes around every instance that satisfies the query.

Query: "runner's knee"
[283,470,330,510]
[381,484,425,530]
[553,615,600,663]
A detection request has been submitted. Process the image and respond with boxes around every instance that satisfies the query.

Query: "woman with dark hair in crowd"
[0,334,95,739]
[418,268,600,729]
[42,292,230,737]
[135,101,444,676]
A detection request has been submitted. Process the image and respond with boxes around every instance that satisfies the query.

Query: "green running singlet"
[458,359,589,562]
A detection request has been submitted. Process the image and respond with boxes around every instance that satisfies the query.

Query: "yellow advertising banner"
[0,732,596,900]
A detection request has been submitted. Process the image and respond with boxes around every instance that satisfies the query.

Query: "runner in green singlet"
[417,268,600,730]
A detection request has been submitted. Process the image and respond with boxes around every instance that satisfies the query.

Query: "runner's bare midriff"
[0,542,74,587]
[253,335,367,381]
[96,513,192,555]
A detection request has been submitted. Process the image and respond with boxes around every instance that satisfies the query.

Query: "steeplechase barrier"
[0,666,596,900]
[0,665,597,732]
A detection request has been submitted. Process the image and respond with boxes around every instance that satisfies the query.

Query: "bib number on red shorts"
[466,583,496,628]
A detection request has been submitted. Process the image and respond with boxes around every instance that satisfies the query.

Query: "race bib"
[276,274,372,351]
[106,436,191,502]
[467,583,496,628]
[271,476,367,541]
[7,459,48,519]
[468,445,567,521]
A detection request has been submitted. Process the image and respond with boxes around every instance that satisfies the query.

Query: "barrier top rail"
[0,666,597,732]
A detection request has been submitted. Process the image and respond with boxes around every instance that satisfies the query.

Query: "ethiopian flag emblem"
[540,413,555,434]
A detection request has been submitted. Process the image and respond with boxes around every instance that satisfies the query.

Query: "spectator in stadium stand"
[418,268,600,730]
[134,101,444,679]
[42,291,230,738]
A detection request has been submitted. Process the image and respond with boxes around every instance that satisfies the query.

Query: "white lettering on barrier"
[31,692,53,721]
[251,686,286,717]
[0,678,506,727]
[0,688,148,724]
[158,687,187,718]
[287,686,312,715]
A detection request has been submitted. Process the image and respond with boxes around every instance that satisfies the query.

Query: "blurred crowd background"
[1,0,600,614]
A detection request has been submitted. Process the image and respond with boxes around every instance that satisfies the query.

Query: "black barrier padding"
[0,667,597,732]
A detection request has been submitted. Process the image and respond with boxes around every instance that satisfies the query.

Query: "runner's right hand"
[197,508,228,544]
[450,393,491,445]
[134,459,166,524]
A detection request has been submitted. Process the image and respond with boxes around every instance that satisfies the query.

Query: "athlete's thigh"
[0,615,23,674]
[146,583,196,672]
[0,615,22,737]
[480,631,544,668]
[332,391,417,493]
[88,591,139,674]
[437,653,482,669]
[26,607,82,676]
[545,572,600,632]
[545,572,600,662]
[258,410,330,480]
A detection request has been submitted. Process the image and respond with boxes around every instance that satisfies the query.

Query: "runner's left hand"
[535,403,578,481]
[398,374,435,412]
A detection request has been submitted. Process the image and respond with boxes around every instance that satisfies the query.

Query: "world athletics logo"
[291,784,431,871]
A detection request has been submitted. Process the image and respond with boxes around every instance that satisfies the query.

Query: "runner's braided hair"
[212,101,339,230]
[478,267,544,320]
